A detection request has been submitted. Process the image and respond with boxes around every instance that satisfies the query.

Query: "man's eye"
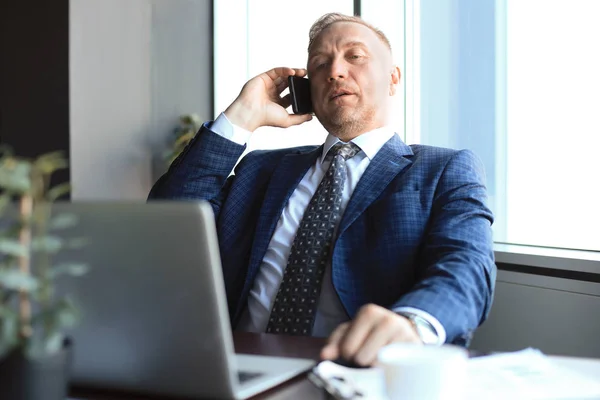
[349,54,362,60]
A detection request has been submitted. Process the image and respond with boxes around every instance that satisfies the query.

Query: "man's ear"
[389,66,401,96]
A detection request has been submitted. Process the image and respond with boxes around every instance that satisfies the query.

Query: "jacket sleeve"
[390,149,496,346]
[147,123,246,219]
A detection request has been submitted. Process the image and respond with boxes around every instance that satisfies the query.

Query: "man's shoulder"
[247,145,319,158]
[408,144,459,157]
[237,145,320,169]
[407,144,479,163]
[405,144,484,177]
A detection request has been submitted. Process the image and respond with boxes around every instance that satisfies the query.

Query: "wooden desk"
[234,332,326,400]
[70,332,327,400]
[69,333,600,400]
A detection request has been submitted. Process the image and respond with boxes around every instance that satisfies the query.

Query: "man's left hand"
[320,304,422,366]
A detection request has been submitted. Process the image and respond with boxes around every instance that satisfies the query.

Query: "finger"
[265,68,307,99]
[293,68,308,78]
[338,307,383,362]
[278,93,291,109]
[276,78,289,91]
[279,113,313,128]
[353,317,399,366]
[266,67,307,83]
[320,323,350,360]
[265,67,295,84]
[273,76,289,92]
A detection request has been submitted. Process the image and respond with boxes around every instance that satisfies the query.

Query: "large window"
[418,0,600,252]
[504,0,600,251]
[215,0,600,253]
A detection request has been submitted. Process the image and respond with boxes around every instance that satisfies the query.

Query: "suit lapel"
[245,146,323,284]
[337,134,413,237]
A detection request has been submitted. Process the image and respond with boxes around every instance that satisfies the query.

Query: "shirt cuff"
[393,306,447,345]
[210,112,252,146]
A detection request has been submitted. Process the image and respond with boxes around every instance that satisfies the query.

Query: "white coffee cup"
[377,343,468,400]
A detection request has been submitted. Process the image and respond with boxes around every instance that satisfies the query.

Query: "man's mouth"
[329,90,353,101]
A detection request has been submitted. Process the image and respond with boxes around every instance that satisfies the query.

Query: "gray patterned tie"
[266,142,361,335]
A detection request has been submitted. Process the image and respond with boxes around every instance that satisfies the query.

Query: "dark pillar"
[0,0,70,190]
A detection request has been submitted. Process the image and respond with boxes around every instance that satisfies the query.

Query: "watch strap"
[398,311,440,345]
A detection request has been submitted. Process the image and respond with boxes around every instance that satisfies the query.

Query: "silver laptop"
[53,201,314,399]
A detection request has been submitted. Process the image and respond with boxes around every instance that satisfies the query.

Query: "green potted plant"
[164,113,202,166]
[0,148,88,400]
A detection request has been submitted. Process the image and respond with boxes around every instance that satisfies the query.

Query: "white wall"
[69,0,212,200]
[70,0,152,200]
[150,0,213,181]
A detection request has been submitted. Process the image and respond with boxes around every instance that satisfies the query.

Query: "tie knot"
[329,142,361,160]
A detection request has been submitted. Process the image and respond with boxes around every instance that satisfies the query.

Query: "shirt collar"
[320,126,396,164]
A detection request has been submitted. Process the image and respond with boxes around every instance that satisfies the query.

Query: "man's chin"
[324,109,355,127]
[322,118,363,138]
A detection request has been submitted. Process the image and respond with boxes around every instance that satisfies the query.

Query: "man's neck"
[333,126,385,142]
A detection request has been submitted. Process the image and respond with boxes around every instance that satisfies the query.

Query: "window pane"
[505,0,600,251]
[419,0,501,234]
[418,0,600,252]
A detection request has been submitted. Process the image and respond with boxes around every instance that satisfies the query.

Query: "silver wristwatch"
[399,312,440,345]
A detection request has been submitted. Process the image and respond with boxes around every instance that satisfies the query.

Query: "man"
[149,13,495,366]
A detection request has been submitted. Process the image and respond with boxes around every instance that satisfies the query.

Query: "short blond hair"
[307,13,392,55]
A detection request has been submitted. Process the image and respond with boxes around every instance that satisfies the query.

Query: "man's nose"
[327,59,347,82]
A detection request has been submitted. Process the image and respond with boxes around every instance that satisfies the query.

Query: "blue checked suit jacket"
[149,124,496,346]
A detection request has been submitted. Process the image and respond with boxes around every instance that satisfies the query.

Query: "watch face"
[416,323,439,345]
[410,316,439,345]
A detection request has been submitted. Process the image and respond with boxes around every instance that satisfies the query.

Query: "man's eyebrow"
[309,41,369,60]
[308,51,325,60]
[344,41,369,49]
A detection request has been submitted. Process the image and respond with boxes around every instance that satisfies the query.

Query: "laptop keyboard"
[238,370,264,383]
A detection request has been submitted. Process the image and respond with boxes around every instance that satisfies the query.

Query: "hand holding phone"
[288,76,313,115]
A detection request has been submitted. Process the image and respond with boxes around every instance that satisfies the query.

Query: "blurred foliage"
[0,147,88,360]
[164,113,202,166]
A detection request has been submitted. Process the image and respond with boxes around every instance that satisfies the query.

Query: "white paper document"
[466,348,600,400]
[309,348,600,400]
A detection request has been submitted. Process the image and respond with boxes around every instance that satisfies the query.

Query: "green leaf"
[49,263,89,279]
[0,307,18,334]
[0,238,28,257]
[57,308,80,328]
[0,307,19,359]
[31,236,62,253]
[0,225,27,248]
[180,113,201,126]
[0,193,12,215]
[33,298,81,330]
[27,297,82,357]
[44,332,64,355]
[0,270,39,291]
[30,284,54,303]
[46,183,71,202]
[174,131,194,147]
[33,152,69,175]
[49,213,78,230]
[0,160,31,193]
[0,289,18,305]
[0,145,15,159]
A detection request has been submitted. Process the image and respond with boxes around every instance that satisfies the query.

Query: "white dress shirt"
[210,113,446,344]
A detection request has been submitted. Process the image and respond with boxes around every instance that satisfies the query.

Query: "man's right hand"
[224,67,313,132]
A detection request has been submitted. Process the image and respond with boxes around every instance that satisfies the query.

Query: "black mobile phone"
[288,76,313,114]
